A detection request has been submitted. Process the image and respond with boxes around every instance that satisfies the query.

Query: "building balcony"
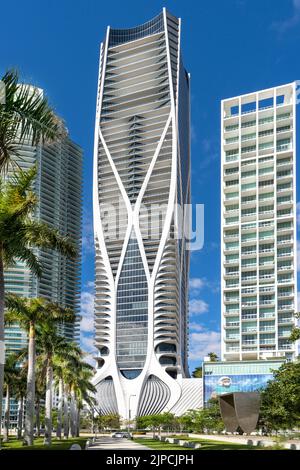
[241,301,257,307]
[224,298,239,304]
[242,328,257,333]
[278,343,293,350]
[278,304,294,311]
[278,292,294,299]
[241,314,257,320]
[278,317,294,325]
[259,314,276,320]
[224,310,240,316]
[278,331,292,338]
[277,265,293,272]
[225,321,240,328]
[260,339,276,345]
[242,340,257,345]
[259,327,275,333]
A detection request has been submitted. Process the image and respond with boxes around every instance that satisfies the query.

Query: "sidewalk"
[88,436,150,450]
[189,433,300,449]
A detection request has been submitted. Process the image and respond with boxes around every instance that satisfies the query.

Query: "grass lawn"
[1,436,88,450]
[133,437,270,450]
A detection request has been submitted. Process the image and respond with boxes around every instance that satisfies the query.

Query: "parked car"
[111,432,132,439]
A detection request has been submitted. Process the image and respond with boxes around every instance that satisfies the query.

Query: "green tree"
[100,414,121,431]
[192,366,202,378]
[259,360,300,433]
[207,352,218,362]
[0,166,76,444]
[135,413,177,437]
[0,69,60,172]
[5,295,75,446]
[180,399,224,434]
[0,69,61,444]
[289,312,300,342]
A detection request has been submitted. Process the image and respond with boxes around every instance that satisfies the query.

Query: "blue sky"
[1,0,300,373]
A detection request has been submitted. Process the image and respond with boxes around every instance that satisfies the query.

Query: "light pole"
[128,395,136,434]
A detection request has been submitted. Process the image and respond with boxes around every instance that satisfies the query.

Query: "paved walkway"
[88,436,150,450]
[187,433,300,449]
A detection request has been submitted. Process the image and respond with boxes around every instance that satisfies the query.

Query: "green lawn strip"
[134,438,193,451]
[1,436,87,450]
[134,437,270,451]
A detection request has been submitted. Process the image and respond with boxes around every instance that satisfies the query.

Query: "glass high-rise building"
[93,9,191,419]
[4,89,83,354]
[221,83,297,362]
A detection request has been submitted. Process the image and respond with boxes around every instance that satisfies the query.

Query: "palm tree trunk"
[76,406,80,437]
[36,399,40,437]
[56,378,63,439]
[0,248,5,447]
[63,385,69,439]
[24,322,36,446]
[44,362,53,446]
[70,387,76,437]
[17,397,24,439]
[3,384,10,442]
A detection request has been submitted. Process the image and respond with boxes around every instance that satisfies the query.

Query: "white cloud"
[80,291,94,333]
[189,278,205,290]
[85,280,95,290]
[189,322,204,332]
[189,329,221,361]
[80,281,97,361]
[189,277,219,295]
[297,292,300,311]
[272,0,300,33]
[189,298,209,315]
[81,334,95,352]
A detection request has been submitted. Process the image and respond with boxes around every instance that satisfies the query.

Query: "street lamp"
[128,395,136,433]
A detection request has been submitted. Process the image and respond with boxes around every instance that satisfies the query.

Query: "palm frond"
[24,221,77,258]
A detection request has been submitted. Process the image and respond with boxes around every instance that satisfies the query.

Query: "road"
[88,436,150,450]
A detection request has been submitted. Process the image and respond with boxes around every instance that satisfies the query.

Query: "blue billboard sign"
[204,373,273,403]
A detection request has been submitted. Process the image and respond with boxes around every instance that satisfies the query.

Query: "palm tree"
[75,370,97,437]
[3,354,18,441]
[0,68,66,443]
[192,366,202,378]
[0,69,60,173]
[35,323,79,446]
[5,295,74,446]
[53,349,82,440]
[207,352,218,362]
[14,365,27,439]
[63,359,96,438]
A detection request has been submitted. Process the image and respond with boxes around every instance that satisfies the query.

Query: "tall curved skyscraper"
[93,9,191,420]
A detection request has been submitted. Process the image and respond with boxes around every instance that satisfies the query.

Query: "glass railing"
[278,317,293,324]
[260,339,275,345]
[225,124,239,132]
[225,155,239,162]
[225,138,239,145]
[277,143,292,152]
[241,145,256,154]
[277,113,292,121]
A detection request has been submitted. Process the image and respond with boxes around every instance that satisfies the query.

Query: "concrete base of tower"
[92,362,203,420]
